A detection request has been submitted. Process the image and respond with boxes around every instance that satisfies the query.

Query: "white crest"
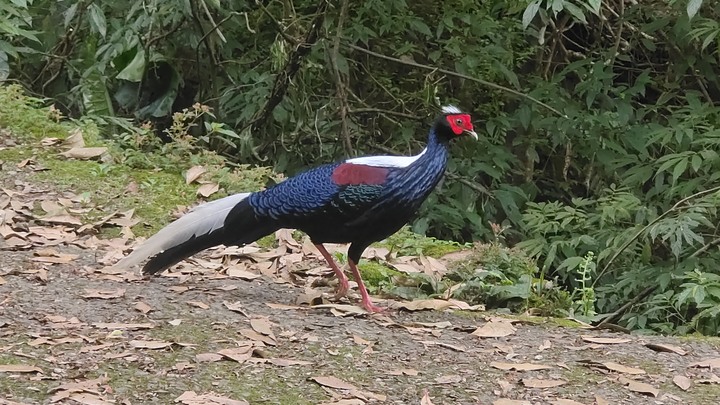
[346,148,428,168]
[441,105,461,114]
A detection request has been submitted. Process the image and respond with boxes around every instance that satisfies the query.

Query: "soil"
[2,242,720,405]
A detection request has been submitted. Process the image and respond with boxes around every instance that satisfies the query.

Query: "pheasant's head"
[434,105,477,142]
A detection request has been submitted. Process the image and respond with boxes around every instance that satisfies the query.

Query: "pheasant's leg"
[315,244,350,298]
[348,259,384,313]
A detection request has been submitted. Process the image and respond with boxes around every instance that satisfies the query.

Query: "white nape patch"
[441,105,461,114]
[110,192,252,270]
[346,148,427,168]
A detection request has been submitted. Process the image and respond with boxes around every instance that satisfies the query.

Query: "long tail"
[109,192,277,275]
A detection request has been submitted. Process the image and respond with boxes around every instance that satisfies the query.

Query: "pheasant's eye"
[455,118,463,125]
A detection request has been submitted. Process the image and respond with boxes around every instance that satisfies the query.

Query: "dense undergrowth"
[3,0,720,335]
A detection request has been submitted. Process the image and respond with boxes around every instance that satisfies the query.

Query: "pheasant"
[111,105,477,312]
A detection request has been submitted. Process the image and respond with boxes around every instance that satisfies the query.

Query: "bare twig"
[690,236,720,258]
[607,0,625,68]
[348,108,422,120]
[596,285,657,328]
[343,42,565,117]
[256,0,299,46]
[199,0,227,42]
[329,0,353,155]
[196,12,240,50]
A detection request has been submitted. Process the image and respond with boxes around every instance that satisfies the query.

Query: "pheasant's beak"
[465,130,478,140]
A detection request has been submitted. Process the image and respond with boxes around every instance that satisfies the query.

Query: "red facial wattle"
[446,114,475,137]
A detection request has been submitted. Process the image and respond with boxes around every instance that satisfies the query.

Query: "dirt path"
[1,243,720,404]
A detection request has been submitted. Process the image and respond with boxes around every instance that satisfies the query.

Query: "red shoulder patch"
[332,163,389,186]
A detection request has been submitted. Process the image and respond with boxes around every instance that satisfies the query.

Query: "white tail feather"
[111,192,252,270]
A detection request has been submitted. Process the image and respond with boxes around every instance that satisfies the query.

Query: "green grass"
[0,84,273,237]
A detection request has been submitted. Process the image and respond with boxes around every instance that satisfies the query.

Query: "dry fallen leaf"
[223,301,249,317]
[618,376,659,397]
[60,147,108,160]
[581,336,631,344]
[319,400,364,405]
[493,400,531,405]
[689,358,720,369]
[134,301,153,314]
[673,375,691,391]
[644,343,687,356]
[227,265,261,280]
[0,364,43,373]
[175,391,249,405]
[490,362,553,371]
[92,322,154,330]
[550,400,586,405]
[472,321,516,338]
[218,346,255,364]
[130,340,173,350]
[601,362,645,375]
[185,166,207,184]
[265,358,313,367]
[250,318,275,338]
[522,378,567,388]
[239,329,276,346]
[187,301,210,310]
[195,353,223,363]
[82,288,125,299]
[197,183,219,198]
[311,376,357,391]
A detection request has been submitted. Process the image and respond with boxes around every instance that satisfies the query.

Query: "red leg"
[315,244,349,298]
[348,259,384,313]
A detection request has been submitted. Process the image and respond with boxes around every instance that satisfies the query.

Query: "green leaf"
[88,4,107,38]
[116,49,146,82]
[335,53,349,75]
[559,256,584,272]
[64,2,79,28]
[522,0,542,29]
[587,0,602,14]
[672,158,688,183]
[563,3,587,24]
[687,0,703,20]
[692,285,706,305]
[691,154,702,172]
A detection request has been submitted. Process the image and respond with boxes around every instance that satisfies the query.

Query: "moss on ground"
[357,260,401,292]
[378,226,466,258]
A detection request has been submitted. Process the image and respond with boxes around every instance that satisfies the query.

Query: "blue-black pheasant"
[111,105,477,312]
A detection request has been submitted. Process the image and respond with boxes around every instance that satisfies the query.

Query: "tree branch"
[248,0,328,135]
[343,42,565,117]
[329,0,353,155]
